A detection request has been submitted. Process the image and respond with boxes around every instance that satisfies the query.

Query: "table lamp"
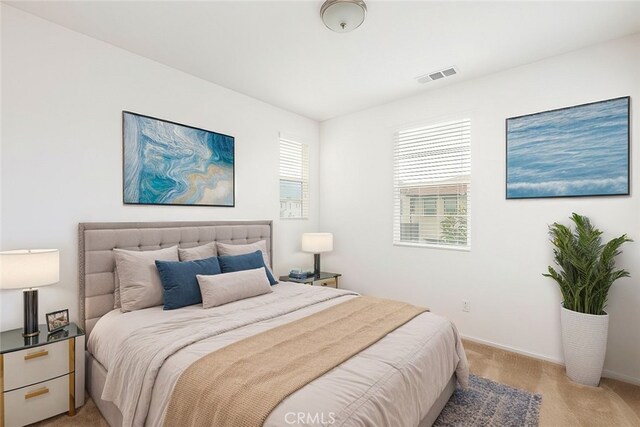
[0,249,59,337]
[301,233,333,279]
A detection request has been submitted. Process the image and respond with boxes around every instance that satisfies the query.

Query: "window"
[410,196,437,216]
[279,137,309,219]
[393,119,471,248]
[442,196,458,215]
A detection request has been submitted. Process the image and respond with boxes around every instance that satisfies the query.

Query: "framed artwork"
[46,308,69,333]
[123,111,235,207]
[506,97,630,199]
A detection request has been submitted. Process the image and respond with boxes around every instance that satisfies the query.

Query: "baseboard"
[461,334,640,386]
[461,334,563,365]
[602,369,640,386]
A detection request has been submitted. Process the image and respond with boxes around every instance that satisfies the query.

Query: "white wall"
[0,6,320,331]
[319,34,640,383]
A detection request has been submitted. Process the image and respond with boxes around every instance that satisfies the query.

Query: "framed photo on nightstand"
[46,308,69,333]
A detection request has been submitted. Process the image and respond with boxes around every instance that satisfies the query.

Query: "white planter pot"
[560,305,609,387]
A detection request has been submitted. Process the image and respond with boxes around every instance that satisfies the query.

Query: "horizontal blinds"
[393,119,471,248]
[280,138,309,219]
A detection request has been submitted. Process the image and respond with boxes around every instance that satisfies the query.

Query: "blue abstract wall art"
[506,97,630,199]
[123,111,235,206]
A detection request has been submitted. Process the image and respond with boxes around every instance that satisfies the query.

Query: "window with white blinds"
[393,119,471,249]
[280,137,309,219]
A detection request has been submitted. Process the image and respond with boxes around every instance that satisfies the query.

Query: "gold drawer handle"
[25,387,49,400]
[24,349,49,360]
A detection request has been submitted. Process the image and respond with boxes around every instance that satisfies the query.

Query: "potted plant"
[544,213,631,387]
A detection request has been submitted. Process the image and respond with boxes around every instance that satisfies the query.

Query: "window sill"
[393,242,471,252]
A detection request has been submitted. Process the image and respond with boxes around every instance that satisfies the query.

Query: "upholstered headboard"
[79,220,273,339]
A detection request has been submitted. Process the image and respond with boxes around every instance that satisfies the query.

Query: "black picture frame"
[46,309,70,333]
[122,111,236,207]
[505,96,631,200]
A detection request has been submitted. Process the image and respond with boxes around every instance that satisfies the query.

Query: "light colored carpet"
[434,374,541,426]
[32,339,640,426]
[464,340,640,427]
[31,397,107,427]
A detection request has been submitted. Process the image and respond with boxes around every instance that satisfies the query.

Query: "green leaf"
[543,213,632,315]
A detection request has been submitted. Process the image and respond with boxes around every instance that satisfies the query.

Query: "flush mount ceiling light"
[320,0,367,33]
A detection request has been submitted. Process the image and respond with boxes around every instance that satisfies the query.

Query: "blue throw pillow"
[155,256,221,310]
[218,250,278,285]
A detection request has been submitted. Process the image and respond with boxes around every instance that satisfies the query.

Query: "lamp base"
[313,253,321,279]
[23,288,39,337]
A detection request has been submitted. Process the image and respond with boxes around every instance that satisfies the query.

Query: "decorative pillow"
[197,267,272,309]
[155,257,221,310]
[113,246,179,312]
[178,242,218,262]
[113,269,121,309]
[217,250,278,285]
[216,240,271,268]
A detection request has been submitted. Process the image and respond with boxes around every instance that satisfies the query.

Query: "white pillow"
[113,246,179,312]
[197,267,272,309]
[178,242,217,261]
[217,240,271,268]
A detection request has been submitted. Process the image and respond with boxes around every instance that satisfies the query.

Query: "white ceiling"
[6,1,640,121]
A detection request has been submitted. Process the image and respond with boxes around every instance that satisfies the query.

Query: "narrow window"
[280,137,309,219]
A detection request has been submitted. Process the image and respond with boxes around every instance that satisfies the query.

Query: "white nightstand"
[0,323,85,427]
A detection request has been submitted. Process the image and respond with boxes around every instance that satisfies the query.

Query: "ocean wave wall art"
[123,111,234,206]
[506,97,629,199]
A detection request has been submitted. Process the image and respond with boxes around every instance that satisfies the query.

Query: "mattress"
[88,282,468,427]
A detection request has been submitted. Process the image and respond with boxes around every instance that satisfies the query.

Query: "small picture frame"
[46,309,69,333]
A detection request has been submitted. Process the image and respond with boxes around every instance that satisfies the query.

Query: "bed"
[79,220,468,427]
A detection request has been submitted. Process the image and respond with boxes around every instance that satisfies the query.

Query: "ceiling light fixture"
[320,0,367,33]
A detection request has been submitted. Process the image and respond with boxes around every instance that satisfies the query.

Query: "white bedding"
[88,282,468,427]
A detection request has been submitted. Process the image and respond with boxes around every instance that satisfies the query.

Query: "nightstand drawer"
[4,340,70,391]
[4,374,69,427]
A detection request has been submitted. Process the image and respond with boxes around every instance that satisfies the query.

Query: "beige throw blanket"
[163,296,428,427]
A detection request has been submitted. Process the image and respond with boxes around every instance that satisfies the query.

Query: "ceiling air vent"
[416,66,458,84]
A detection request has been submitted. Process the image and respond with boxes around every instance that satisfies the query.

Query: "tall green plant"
[543,213,631,315]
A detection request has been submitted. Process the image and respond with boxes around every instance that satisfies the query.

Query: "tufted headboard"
[79,220,272,339]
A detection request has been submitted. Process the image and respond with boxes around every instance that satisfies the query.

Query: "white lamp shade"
[0,249,59,289]
[302,233,334,253]
[321,0,367,33]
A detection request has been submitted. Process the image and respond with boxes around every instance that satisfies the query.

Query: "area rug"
[434,374,542,427]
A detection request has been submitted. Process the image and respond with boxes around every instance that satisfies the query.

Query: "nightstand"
[279,272,342,289]
[0,323,85,427]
